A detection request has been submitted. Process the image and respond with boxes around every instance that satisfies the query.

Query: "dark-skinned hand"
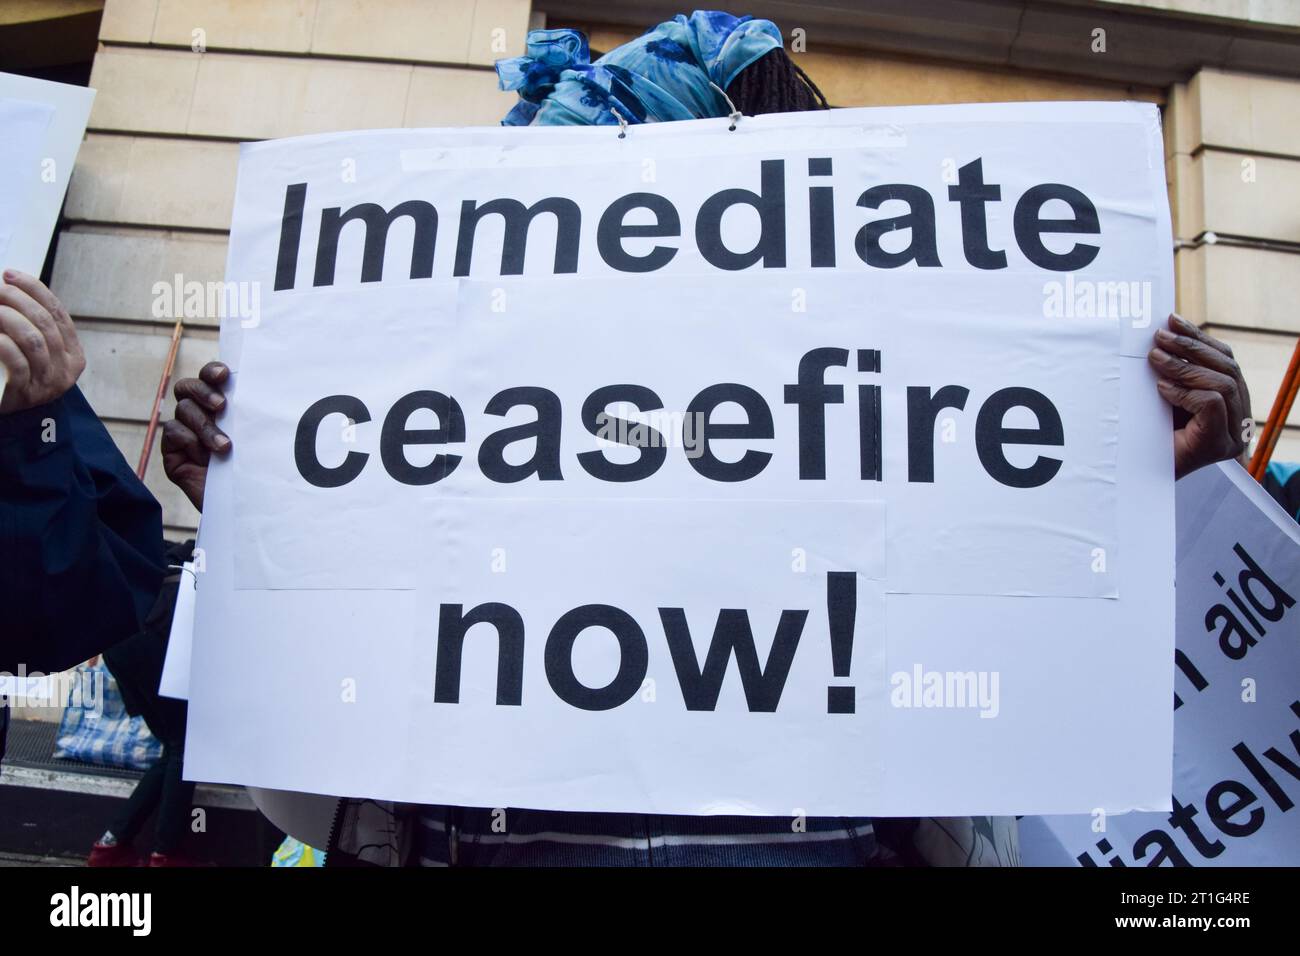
[1148,313,1253,480]
[161,361,231,511]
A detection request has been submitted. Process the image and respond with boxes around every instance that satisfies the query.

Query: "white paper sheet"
[158,562,198,700]
[0,73,94,276]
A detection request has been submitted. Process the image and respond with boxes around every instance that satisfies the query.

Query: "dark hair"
[725,48,829,115]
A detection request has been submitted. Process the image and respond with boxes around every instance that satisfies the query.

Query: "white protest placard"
[0,72,94,403]
[0,73,94,275]
[0,96,51,402]
[186,102,1176,816]
[1021,461,1300,865]
[0,99,53,263]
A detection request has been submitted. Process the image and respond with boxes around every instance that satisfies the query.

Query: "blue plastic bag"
[54,661,162,771]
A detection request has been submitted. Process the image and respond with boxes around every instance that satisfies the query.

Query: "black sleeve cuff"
[0,395,67,442]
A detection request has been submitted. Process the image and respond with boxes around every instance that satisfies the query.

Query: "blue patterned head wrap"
[495,10,783,127]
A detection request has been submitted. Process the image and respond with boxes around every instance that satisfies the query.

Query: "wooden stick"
[137,319,184,480]
[1252,367,1300,481]
[1249,336,1300,481]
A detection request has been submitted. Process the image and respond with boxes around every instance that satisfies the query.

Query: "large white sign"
[186,103,1176,816]
[0,72,94,402]
[0,72,94,274]
[1022,461,1300,865]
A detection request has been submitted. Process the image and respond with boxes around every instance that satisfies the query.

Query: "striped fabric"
[415,807,879,866]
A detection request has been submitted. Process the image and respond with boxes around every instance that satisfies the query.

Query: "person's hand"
[161,361,231,511]
[0,269,86,414]
[1148,313,1253,480]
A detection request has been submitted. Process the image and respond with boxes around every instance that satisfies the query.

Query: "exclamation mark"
[827,571,856,714]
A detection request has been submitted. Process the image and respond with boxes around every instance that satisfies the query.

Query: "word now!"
[434,572,862,714]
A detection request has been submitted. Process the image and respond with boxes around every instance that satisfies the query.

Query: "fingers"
[0,272,80,408]
[1150,340,1245,432]
[170,362,231,472]
[1157,378,1234,480]
[1152,313,1252,440]
[160,418,210,511]
[0,308,45,406]
[1155,377,1233,447]
[2,269,75,354]
[1154,378,1227,418]
[0,330,32,393]
[0,272,83,415]
[1153,325,1239,379]
[1148,346,1238,400]
[0,303,50,372]
[198,361,230,388]
[161,417,207,466]
[0,279,63,358]
[175,397,231,453]
[28,274,82,375]
[1168,313,1233,360]
[174,373,227,414]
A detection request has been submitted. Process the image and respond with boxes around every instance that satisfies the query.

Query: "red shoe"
[148,851,200,867]
[87,842,140,867]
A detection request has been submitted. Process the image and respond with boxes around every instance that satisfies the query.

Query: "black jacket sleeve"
[0,385,165,673]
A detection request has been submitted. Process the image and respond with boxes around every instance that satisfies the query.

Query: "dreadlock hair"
[725,47,829,115]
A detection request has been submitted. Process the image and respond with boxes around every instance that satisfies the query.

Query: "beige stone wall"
[1093,0,1300,28]
[57,0,528,534]
[1167,68,1300,462]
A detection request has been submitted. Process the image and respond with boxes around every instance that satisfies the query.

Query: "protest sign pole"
[1249,335,1300,481]
[137,318,183,480]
